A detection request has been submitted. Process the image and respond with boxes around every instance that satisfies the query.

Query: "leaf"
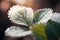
[5,26,32,37]
[8,5,34,26]
[46,13,60,40]
[15,11,33,26]
[46,20,60,40]
[33,8,53,24]
[51,13,60,23]
[31,23,47,40]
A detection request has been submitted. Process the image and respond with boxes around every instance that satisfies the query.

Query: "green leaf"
[33,8,53,23]
[31,24,48,40]
[44,13,60,40]
[46,20,60,40]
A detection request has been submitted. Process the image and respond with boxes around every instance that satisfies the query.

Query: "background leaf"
[31,24,47,40]
[46,20,60,40]
[45,13,60,40]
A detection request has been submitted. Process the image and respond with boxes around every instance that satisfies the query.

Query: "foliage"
[31,13,60,40]
[32,24,47,40]
[7,5,60,40]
